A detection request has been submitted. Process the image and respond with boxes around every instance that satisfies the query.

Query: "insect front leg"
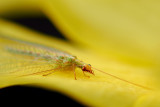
[83,71,90,78]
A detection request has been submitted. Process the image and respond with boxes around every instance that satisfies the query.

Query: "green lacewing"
[0,35,151,90]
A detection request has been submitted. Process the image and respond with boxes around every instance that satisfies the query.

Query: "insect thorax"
[55,55,77,67]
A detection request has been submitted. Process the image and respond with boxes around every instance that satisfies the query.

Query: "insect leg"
[83,71,90,78]
[42,68,59,76]
[18,67,60,77]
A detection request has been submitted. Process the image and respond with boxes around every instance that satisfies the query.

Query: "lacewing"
[0,35,151,90]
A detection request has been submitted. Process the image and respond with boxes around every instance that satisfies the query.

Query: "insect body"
[0,35,151,90]
[54,55,94,80]
[0,35,94,80]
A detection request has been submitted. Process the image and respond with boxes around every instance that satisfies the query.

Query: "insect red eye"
[82,67,86,71]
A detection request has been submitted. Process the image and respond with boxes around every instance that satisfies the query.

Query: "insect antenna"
[92,67,152,90]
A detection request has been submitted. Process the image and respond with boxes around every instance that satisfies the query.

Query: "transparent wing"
[0,35,61,76]
[0,35,72,57]
[0,54,58,76]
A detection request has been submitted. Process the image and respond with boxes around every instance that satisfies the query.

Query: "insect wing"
[0,36,60,76]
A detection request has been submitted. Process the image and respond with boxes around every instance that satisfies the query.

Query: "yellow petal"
[0,0,40,17]
[42,0,160,68]
[0,19,156,106]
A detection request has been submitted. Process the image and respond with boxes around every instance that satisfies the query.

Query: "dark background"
[0,15,84,107]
